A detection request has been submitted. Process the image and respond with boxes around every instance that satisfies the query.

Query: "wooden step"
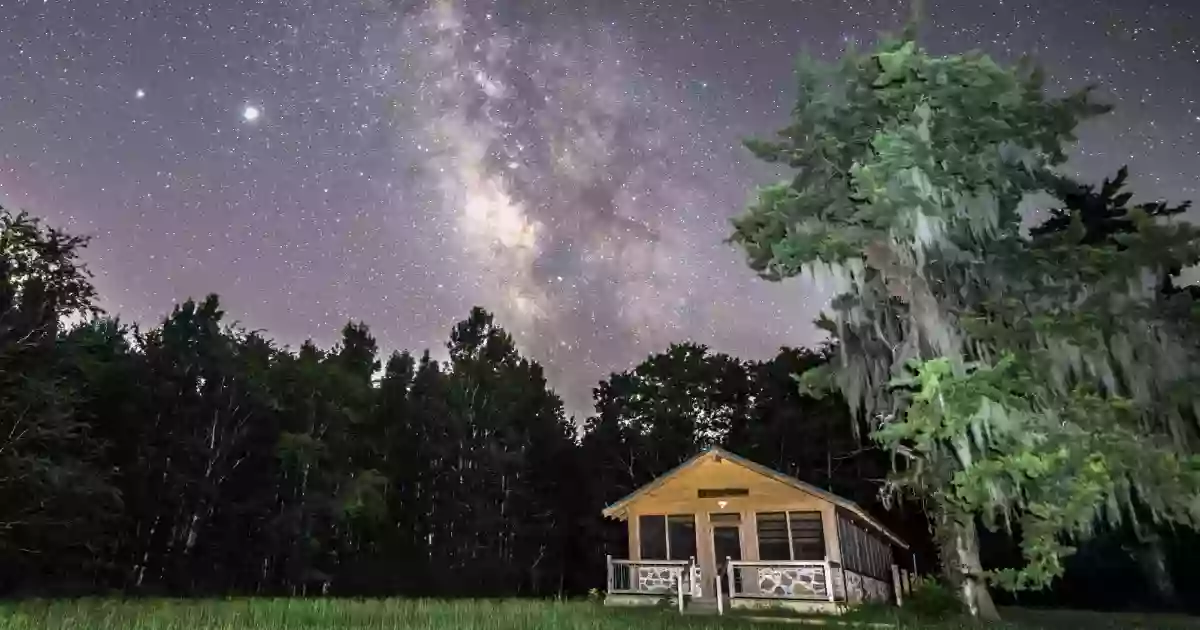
[686,598,722,613]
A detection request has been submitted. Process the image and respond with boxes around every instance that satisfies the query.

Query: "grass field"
[0,598,1198,630]
[0,599,787,630]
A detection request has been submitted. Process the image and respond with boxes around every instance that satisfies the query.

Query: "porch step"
[685,598,722,614]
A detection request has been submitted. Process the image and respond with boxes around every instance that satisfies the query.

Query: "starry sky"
[2,0,1199,418]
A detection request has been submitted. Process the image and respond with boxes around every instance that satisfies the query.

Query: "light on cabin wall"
[717,500,728,509]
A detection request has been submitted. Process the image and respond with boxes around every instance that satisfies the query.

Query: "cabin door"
[709,513,742,601]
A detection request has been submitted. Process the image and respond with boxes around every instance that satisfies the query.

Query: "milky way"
[2,0,1198,416]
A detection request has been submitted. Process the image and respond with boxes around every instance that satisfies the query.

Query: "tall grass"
[0,598,775,630]
[2,598,1195,629]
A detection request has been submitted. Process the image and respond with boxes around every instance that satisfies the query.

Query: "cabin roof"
[601,446,908,549]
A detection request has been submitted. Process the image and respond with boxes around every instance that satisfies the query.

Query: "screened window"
[756,512,791,561]
[789,512,825,560]
[755,511,825,561]
[638,514,697,561]
[836,512,892,579]
[639,515,666,560]
[667,515,697,560]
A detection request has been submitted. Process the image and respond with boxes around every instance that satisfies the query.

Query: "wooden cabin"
[602,447,913,614]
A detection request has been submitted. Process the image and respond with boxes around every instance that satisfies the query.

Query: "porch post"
[824,559,836,602]
[726,557,735,601]
[677,570,685,613]
[606,554,613,593]
[891,563,903,606]
[690,556,700,598]
[841,563,848,603]
[715,570,724,615]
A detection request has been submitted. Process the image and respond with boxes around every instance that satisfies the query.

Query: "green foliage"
[882,356,1200,590]
[728,24,1200,608]
[905,577,964,620]
[732,34,1107,285]
[1022,167,1200,604]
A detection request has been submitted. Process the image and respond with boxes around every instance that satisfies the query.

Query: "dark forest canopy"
[1,204,1199,614]
[0,206,905,598]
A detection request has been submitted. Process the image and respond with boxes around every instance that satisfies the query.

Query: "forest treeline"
[3,202,1198,611]
[0,207,914,599]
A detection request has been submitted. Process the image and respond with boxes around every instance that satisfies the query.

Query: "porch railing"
[606,556,696,599]
[726,559,844,602]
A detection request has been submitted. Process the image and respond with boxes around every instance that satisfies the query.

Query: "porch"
[604,557,699,610]
[605,556,852,614]
[599,448,913,615]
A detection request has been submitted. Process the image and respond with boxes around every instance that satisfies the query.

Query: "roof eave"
[597,446,910,550]
[598,448,719,519]
[601,506,627,521]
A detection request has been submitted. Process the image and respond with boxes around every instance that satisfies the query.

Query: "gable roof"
[601,446,908,549]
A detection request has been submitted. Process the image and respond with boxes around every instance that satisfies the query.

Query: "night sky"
[2,0,1198,417]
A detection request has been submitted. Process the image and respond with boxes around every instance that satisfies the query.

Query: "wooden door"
[709,512,742,600]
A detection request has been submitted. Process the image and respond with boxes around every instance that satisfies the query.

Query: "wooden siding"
[623,455,845,594]
[836,507,895,581]
[628,518,640,561]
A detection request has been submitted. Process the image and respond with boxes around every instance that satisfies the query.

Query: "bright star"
[242,105,261,122]
[135,89,145,99]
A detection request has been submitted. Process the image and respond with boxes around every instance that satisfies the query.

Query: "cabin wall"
[835,507,897,604]
[628,518,640,561]
[624,456,829,516]
[823,505,841,563]
[623,456,850,595]
[609,452,910,606]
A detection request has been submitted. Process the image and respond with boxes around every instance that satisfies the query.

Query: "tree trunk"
[863,237,995,618]
[1133,534,1177,608]
[936,510,999,620]
[954,519,999,620]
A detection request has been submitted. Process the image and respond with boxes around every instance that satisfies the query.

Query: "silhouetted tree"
[0,209,119,593]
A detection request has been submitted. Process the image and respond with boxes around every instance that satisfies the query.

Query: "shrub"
[905,576,964,620]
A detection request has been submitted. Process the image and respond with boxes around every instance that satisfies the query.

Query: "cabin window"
[638,514,697,561]
[790,511,825,560]
[756,513,791,561]
[667,515,697,560]
[756,511,825,561]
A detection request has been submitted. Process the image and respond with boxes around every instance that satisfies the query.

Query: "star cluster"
[2,0,1198,416]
